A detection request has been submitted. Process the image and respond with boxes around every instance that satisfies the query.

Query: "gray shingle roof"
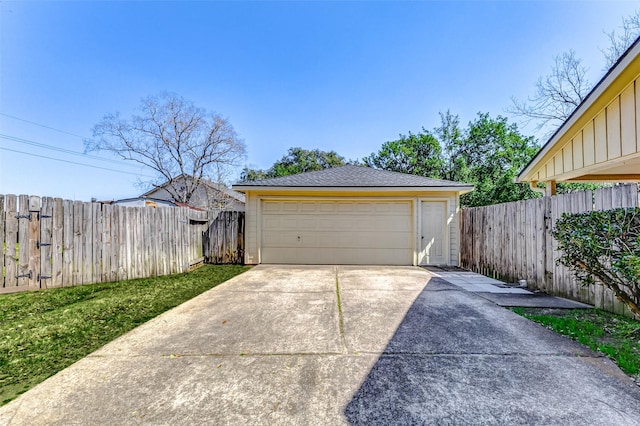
[233,165,473,189]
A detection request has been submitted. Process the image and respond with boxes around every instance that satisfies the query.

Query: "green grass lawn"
[0,264,249,406]
[512,307,640,380]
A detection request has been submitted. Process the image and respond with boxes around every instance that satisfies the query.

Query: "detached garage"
[232,165,473,266]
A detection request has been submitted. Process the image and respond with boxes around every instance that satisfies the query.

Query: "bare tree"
[510,10,640,137]
[86,92,246,204]
[602,9,640,69]
[509,50,590,135]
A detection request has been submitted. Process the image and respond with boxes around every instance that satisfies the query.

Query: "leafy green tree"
[362,131,443,178]
[434,110,463,181]
[361,112,539,207]
[449,113,541,207]
[240,147,346,181]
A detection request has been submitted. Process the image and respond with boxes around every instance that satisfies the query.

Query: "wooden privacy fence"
[460,184,639,316]
[0,194,209,294]
[203,211,245,264]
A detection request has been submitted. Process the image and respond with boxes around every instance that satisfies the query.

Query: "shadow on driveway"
[344,277,640,425]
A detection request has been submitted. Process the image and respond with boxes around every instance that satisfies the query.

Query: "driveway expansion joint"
[335,266,348,354]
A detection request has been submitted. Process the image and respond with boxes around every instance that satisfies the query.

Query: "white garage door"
[261,200,413,265]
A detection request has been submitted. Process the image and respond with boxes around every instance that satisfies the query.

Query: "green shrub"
[552,207,640,317]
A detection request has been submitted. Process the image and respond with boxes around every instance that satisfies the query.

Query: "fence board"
[204,211,245,264]
[51,198,64,287]
[3,195,18,290]
[40,197,54,289]
[85,204,93,284]
[62,199,74,286]
[1,194,239,294]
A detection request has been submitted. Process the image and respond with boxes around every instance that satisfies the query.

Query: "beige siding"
[244,193,259,264]
[573,132,584,169]
[562,146,573,173]
[243,192,462,266]
[606,98,622,159]
[621,84,636,156]
[583,121,596,166]
[448,196,460,266]
[525,74,640,182]
[595,112,608,163]
[636,80,640,152]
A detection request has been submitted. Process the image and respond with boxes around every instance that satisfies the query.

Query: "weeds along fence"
[0,194,214,294]
[460,184,639,317]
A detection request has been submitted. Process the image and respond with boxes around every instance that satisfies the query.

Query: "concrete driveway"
[1,265,639,425]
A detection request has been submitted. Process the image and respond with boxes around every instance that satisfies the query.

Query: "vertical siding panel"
[606,97,622,159]
[620,84,636,156]
[573,132,584,169]
[594,111,608,163]
[583,120,596,166]
[636,79,640,152]
[554,153,563,176]
[562,144,573,174]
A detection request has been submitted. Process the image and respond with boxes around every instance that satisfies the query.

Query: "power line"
[0,133,141,168]
[0,147,155,178]
[0,113,89,140]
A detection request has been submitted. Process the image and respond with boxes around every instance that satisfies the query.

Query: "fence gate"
[1,194,210,294]
[203,211,245,264]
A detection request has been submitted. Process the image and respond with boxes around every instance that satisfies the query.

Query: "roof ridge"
[233,164,473,189]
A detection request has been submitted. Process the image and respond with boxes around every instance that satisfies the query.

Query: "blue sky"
[1,1,638,201]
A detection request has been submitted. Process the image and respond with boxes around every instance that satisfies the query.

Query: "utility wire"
[0,112,89,140]
[0,147,155,178]
[0,133,141,168]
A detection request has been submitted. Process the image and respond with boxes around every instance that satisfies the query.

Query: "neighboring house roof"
[232,165,473,192]
[517,35,640,184]
[142,174,246,203]
[111,197,205,210]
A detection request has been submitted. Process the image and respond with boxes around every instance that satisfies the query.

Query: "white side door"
[419,201,447,265]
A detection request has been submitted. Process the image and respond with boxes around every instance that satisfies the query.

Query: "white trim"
[417,198,451,266]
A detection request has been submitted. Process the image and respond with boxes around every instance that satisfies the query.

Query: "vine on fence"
[552,208,640,317]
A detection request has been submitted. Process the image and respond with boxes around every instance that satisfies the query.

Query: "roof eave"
[232,185,474,194]
[516,36,640,183]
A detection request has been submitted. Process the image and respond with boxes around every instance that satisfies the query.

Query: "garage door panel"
[263,231,410,249]
[261,200,412,265]
[262,247,411,265]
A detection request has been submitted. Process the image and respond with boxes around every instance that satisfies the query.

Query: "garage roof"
[233,165,473,192]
